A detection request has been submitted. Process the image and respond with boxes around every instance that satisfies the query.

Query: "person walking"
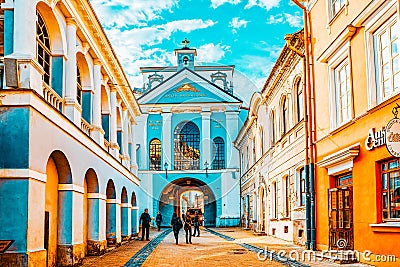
[139,208,152,241]
[183,212,192,244]
[193,211,200,237]
[171,212,182,245]
[156,211,163,231]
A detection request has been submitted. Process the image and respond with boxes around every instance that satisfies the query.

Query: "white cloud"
[266,12,302,28]
[101,19,217,88]
[196,43,231,63]
[229,17,249,33]
[245,0,281,10]
[210,0,241,9]
[90,0,179,28]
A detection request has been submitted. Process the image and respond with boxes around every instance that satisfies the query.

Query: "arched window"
[36,12,51,85]
[271,111,276,145]
[282,97,289,135]
[77,66,82,105]
[296,79,304,122]
[174,121,200,170]
[212,137,225,169]
[149,138,161,170]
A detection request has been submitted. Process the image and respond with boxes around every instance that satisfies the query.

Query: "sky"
[90,0,303,106]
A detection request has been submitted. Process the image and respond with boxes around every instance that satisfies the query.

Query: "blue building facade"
[134,41,245,227]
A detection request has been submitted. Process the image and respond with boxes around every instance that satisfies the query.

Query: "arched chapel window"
[212,137,225,169]
[174,121,200,170]
[36,12,51,85]
[149,138,161,170]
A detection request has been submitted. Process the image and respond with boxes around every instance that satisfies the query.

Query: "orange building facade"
[310,0,400,265]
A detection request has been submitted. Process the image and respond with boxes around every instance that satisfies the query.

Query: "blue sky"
[90,0,303,105]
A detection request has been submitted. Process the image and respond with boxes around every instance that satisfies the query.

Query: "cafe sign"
[365,127,386,151]
[386,118,400,157]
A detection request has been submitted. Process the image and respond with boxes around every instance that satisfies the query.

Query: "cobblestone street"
[80,228,375,267]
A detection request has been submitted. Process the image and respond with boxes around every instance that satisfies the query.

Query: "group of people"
[170,211,201,245]
[139,208,201,245]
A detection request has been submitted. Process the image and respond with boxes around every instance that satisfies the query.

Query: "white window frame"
[328,0,346,19]
[364,1,399,109]
[328,44,353,130]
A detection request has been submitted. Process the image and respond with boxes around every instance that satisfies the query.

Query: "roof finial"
[182,38,190,48]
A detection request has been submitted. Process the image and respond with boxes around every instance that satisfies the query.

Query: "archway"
[83,168,99,255]
[131,192,138,235]
[120,187,130,240]
[158,178,216,227]
[106,179,117,246]
[45,150,72,266]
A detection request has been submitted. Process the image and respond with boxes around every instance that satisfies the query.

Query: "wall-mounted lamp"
[204,161,209,178]
[164,162,168,179]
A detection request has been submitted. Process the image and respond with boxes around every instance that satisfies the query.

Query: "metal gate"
[328,187,353,250]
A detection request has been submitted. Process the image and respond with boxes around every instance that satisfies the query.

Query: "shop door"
[328,187,353,250]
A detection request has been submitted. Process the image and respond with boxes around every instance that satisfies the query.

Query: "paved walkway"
[80,227,376,267]
[142,227,284,267]
[81,229,163,267]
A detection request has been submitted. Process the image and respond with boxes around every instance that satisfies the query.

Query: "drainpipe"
[290,0,316,250]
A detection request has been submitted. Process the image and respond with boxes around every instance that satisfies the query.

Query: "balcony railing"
[81,118,93,136]
[43,83,63,111]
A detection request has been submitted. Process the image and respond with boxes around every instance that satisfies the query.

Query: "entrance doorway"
[328,173,353,250]
[159,178,216,227]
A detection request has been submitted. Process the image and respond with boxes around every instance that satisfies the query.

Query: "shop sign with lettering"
[386,118,400,157]
[365,127,386,151]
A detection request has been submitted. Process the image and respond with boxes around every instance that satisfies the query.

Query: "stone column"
[161,112,172,169]
[86,193,107,255]
[136,114,148,170]
[131,206,139,235]
[106,199,121,246]
[13,0,35,57]
[130,122,139,175]
[121,203,132,240]
[57,185,85,266]
[92,60,104,145]
[64,18,81,125]
[201,111,212,168]
[122,108,130,167]
[226,111,239,168]
[7,0,42,92]
[109,88,119,156]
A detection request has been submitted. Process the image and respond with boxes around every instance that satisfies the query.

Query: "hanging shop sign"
[365,127,386,151]
[385,103,400,157]
[386,118,400,157]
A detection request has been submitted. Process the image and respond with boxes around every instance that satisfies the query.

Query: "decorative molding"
[58,184,85,194]
[87,193,107,200]
[121,203,132,208]
[318,143,360,175]
[106,199,121,204]
[0,169,47,183]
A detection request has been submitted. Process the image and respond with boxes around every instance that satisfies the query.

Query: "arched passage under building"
[158,178,216,227]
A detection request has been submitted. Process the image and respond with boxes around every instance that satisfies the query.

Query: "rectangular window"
[330,0,345,18]
[375,19,400,103]
[381,159,400,221]
[300,167,306,206]
[334,61,351,125]
[273,182,278,218]
[285,177,290,217]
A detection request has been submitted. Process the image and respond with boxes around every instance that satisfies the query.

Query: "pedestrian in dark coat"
[139,208,152,241]
[171,212,182,245]
[193,211,200,237]
[183,212,192,244]
[156,211,163,231]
